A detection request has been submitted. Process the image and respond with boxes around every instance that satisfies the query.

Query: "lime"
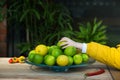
[48,45,59,54]
[64,46,76,56]
[73,54,82,65]
[33,54,43,64]
[51,48,63,58]
[44,55,55,66]
[81,54,89,63]
[28,52,35,62]
[57,41,65,48]
[44,54,50,61]
[47,46,50,50]
[29,50,36,55]
[68,56,73,66]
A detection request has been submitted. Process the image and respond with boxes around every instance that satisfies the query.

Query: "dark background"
[7,0,120,56]
[54,0,120,46]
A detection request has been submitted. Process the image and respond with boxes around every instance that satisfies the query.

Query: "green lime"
[57,41,65,48]
[48,45,59,54]
[29,50,36,55]
[28,53,35,62]
[33,54,43,64]
[73,54,82,65]
[44,55,55,66]
[64,46,76,56]
[68,56,73,66]
[51,48,63,58]
[81,54,89,63]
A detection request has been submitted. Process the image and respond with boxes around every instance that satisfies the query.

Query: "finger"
[62,45,69,49]
[59,39,67,42]
[60,42,68,46]
[62,44,73,49]
[59,37,69,42]
[61,37,69,39]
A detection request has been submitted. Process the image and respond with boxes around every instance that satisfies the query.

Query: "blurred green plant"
[7,0,108,56]
[0,0,6,21]
[7,0,74,55]
[73,18,107,44]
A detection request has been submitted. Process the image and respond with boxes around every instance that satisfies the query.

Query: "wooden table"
[0,58,120,80]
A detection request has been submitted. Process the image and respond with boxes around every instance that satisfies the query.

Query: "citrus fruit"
[68,56,73,66]
[35,44,48,56]
[32,54,43,64]
[47,46,50,50]
[51,48,63,58]
[29,50,36,55]
[44,55,55,66]
[56,55,69,66]
[73,54,82,65]
[44,54,50,61]
[57,41,65,47]
[28,53,35,62]
[64,46,76,56]
[81,54,89,63]
[48,45,59,54]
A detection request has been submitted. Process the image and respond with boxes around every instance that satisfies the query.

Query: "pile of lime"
[27,42,89,66]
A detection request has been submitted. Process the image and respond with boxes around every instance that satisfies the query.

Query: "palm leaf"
[98,25,107,31]
[75,18,107,44]
[92,19,102,35]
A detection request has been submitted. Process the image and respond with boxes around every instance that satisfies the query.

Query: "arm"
[59,37,120,69]
[87,42,120,69]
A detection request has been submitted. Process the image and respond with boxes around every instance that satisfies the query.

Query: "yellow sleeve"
[87,42,120,69]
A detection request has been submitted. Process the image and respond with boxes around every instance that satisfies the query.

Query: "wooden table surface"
[0,58,120,80]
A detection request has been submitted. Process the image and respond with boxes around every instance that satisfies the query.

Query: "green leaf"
[92,20,102,35]
[75,18,107,44]
[98,25,107,31]
[30,9,40,20]
[20,9,30,22]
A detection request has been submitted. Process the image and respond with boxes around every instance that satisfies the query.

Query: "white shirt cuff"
[82,43,87,53]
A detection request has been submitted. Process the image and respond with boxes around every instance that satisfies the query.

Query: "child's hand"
[59,37,83,49]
